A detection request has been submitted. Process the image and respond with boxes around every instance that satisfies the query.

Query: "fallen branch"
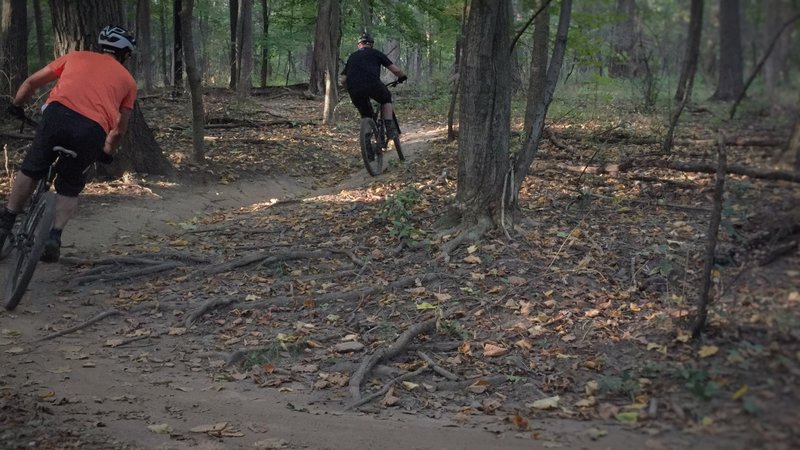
[345,366,431,410]
[34,310,122,343]
[618,158,800,183]
[203,249,359,275]
[71,261,182,286]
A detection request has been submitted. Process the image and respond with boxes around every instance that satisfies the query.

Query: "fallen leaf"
[732,385,749,400]
[509,414,529,430]
[416,302,437,310]
[190,422,229,433]
[507,276,527,286]
[168,327,187,336]
[586,427,608,440]
[402,381,419,391]
[463,255,482,264]
[698,345,718,358]
[383,386,400,407]
[4,347,24,354]
[528,395,560,410]
[585,309,601,318]
[433,292,452,302]
[575,397,596,408]
[105,339,124,347]
[483,343,509,357]
[334,342,364,353]
[614,412,638,423]
[467,379,490,394]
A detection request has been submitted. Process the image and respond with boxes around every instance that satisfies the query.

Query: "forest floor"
[0,86,798,450]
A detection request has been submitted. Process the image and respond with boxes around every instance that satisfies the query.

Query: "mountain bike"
[359,80,405,176]
[1,109,77,310]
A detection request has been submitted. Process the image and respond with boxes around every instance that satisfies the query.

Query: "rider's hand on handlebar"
[397,75,407,84]
[6,104,25,121]
[98,151,114,165]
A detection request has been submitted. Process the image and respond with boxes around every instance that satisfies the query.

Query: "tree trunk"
[309,0,333,96]
[790,98,800,175]
[259,0,270,88]
[136,0,153,93]
[180,0,204,163]
[360,0,372,33]
[447,0,469,141]
[453,0,512,228]
[609,0,636,78]
[229,0,238,89]
[172,0,183,97]
[514,0,572,193]
[524,0,549,135]
[674,0,703,102]
[159,0,168,85]
[711,0,743,101]
[49,0,172,177]
[1,0,28,97]
[236,0,253,95]
[32,0,46,67]
[763,0,790,98]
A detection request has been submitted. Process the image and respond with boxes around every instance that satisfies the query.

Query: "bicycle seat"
[52,146,77,158]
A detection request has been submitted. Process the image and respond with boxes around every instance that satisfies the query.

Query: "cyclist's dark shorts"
[21,102,107,197]
[348,82,392,118]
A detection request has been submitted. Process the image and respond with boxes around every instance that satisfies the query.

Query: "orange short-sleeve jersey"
[46,51,137,134]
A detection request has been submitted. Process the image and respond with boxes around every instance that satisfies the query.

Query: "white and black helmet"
[98,25,136,55]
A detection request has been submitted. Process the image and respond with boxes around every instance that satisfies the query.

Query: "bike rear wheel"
[359,118,383,177]
[4,192,56,311]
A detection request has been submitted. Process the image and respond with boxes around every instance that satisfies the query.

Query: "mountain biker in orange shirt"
[340,32,407,139]
[1,25,137,262]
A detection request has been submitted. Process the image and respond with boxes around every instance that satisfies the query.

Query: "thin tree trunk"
[322,0,340,125]
[447,0,469,142]
[674,0,703,102]
[609,0,636,78]
[514,0,572,194]
[1,0,28,97]
[790,102,800,175]
[360,0,372,32]
[229,0,238,89]
[172,0,183,97]
[260,0,270,88]
[159,0,168,86]
[524,0,550,135]
[180,0,204,162]
[711,0,743,101]
[136,0,153,93]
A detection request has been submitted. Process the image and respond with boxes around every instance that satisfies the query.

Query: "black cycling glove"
[6,104,25,120]
[397,75,408,84]
[98,152,114,164]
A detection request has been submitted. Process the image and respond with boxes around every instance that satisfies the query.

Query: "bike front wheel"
[391,135,405,161]
[359,118,383,177]
[4,192,56,311]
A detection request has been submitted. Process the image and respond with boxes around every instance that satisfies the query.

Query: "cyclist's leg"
[371,85,398,138]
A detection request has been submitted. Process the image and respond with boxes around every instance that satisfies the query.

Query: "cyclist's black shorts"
[21,102,106,197]
[348,82,392,118]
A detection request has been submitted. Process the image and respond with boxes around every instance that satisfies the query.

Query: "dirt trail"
[0,130,737,450]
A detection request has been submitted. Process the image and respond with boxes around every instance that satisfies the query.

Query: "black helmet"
[99,25,136,56]
[358,32,374,44]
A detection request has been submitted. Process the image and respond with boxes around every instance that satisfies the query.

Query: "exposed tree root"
[346,366,431,410]
[33,310,122,343]
[618,158,800,183]
[439,221,491,262]
[71,262,182,286]
[203,249,364,275]
[434,374,508,392]
[417,350,458,381]
[184,296,238,327]
[348,317,439,402]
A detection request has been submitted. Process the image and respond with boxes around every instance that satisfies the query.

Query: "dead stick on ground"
[34,310,122,343]
[346,366,431,410]
[416,350,459,381]
[71,262,181,286]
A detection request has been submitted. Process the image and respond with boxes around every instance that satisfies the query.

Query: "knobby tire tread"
[360,118,382,176]
[4,193,56,311]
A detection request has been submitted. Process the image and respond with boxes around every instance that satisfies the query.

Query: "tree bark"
[236,0,253,95]
[453,0,512,227]
[136,0,154,93]
[447,0,469,142]
[609,0,636,78]
[180,0,204,163]
[524,0,550,135]
[229,0,238,89]
[159,0,168,85]
[172,0,184,97]
[790,105,800,175]
[674,0,703,102]
[1,0,28,97]
[49,0,172,177]
[360,0,372,33]
[711,0,743,101]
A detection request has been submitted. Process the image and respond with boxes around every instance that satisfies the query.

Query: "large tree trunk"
[259,0,270,88]
[452,0,512,229]
[235,0,253,95]
[711,0,743,101]
[1,0,28,97]
[32,0,46,67]
[310,0,341,117]
[609,0,636,78]
[524,0,549,135]
[136,0,154,93]
[181,0,204,163]
[172,0,184,97]
[49,0,172,177]
[674,0,703,102]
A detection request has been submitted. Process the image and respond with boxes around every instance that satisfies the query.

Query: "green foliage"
[439,319,468,339]
[598,370,641,400]
[380,187,422,240]
[676,365,720,401]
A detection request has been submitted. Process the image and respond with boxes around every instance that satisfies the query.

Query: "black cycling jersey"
[341,47,393,89]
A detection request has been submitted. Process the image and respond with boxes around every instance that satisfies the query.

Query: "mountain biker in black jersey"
[340,32,407,139]
[1,26,137,263]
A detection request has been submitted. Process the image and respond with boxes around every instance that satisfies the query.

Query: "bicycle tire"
[391,135,405,161]
[4,192,55,311]
[359,117,383,176]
